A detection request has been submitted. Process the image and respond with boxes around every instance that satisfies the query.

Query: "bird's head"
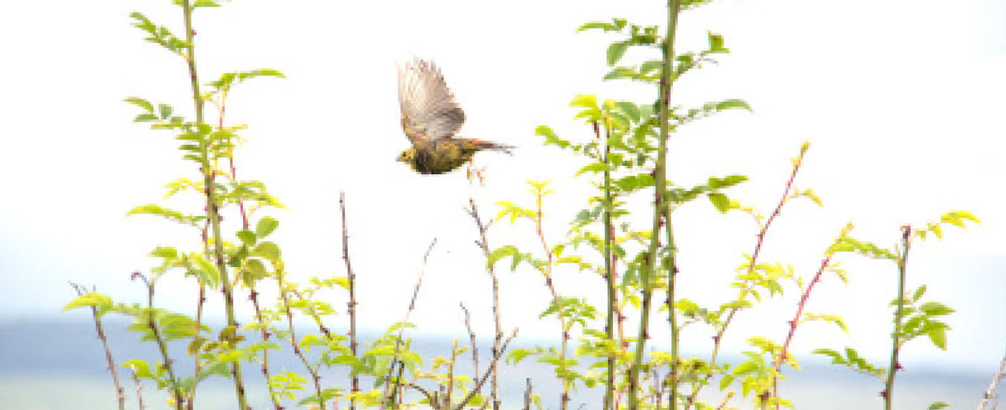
[397,148,418,165]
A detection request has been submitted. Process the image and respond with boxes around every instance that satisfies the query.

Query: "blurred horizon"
[1,316,999,410]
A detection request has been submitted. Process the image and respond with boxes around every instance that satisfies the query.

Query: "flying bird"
[396,58,512,176]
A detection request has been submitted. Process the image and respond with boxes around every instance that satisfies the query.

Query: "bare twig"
[978,351,1006,410]
[340,192,360,410]
[467,198,503,410]
[70,283,125,410]
[129,366,147,410]
[386,238,438,403]
[524,378,534,410]
[451,328,520,410]
[461,303,480,378]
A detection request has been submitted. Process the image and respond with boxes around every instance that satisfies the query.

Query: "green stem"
[179,2,248,409]
[665,212,678,410]
[884,227,912,410]
[598,120,615,410]
[142,277,184,410]
[630,1,680,408]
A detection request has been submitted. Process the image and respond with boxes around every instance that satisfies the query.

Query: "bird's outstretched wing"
[398,58,466,145]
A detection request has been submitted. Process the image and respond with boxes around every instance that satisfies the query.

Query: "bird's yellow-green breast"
[395,58,513,175]
[398,139,512,174]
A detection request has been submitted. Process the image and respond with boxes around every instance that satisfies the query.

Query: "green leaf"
[577,22,611,32]
[150,246,178,258]
[607,41,630,66]
[125,97,154,113]
[255,216,279,238]
[122,359,154,378]
[927,329,948,350]
[927,401,950,410]
[707,31,728,53]
[191,254,221,285]
[604,67,638,80]
[64,292,113,312]
[157,103,173,120]
[576,162,612,176]
[919,301,954,317]
[570,94,599,110]
[487,245,519,269]
[640,60,663,74]
[708,193,730,214]
[614,101,640,123]
[812,348,845,365]
[246,258,268,281]
[253,242,281,260]
[614,174,654,191]
[237,230,256,246]
[536,125,570,148]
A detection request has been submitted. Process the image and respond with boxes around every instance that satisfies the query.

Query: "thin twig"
[467,198,503,410]
[883,226,913,410]
[386,238,438,403]
[276,268,326,410]
[70,283,125,410]
[132,272,184,410]
[768,247,838,407]
[524,378,534,410]
[461,303,480,378]
[685,144,810,409]
[978,351,1006,410]
[340,192,360,410]
[248,287,281,410]
[451,328,520,410]
[129,366,147,410]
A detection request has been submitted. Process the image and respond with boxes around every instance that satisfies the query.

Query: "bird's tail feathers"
[466,138,515,155]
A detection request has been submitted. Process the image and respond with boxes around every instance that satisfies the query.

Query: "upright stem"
[340,192,360,410]
[598,120,616,410]
[142,276,184,410]
[533,190,569,410]
[665,216,679,410]
[468,199,502,410]
[884,226,912,410]
[630,1,680,408]
[180,1,248,408]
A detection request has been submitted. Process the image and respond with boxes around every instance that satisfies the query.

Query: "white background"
[1,0,1004,372]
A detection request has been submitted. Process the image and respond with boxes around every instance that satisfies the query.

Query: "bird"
[396,58,513,176]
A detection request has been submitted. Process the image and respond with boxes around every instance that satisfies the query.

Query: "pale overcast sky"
[1,0,1004,372]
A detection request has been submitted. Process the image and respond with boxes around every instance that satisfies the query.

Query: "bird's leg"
[466,161,486,186]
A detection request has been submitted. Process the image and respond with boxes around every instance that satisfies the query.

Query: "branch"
[340,192,360,410]
[70,283,125,410]
[451,328,520,410]
[978,351,1006,410]
[467,198,503,410]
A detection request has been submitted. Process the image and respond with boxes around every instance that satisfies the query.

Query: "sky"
[1,0,1004,376]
